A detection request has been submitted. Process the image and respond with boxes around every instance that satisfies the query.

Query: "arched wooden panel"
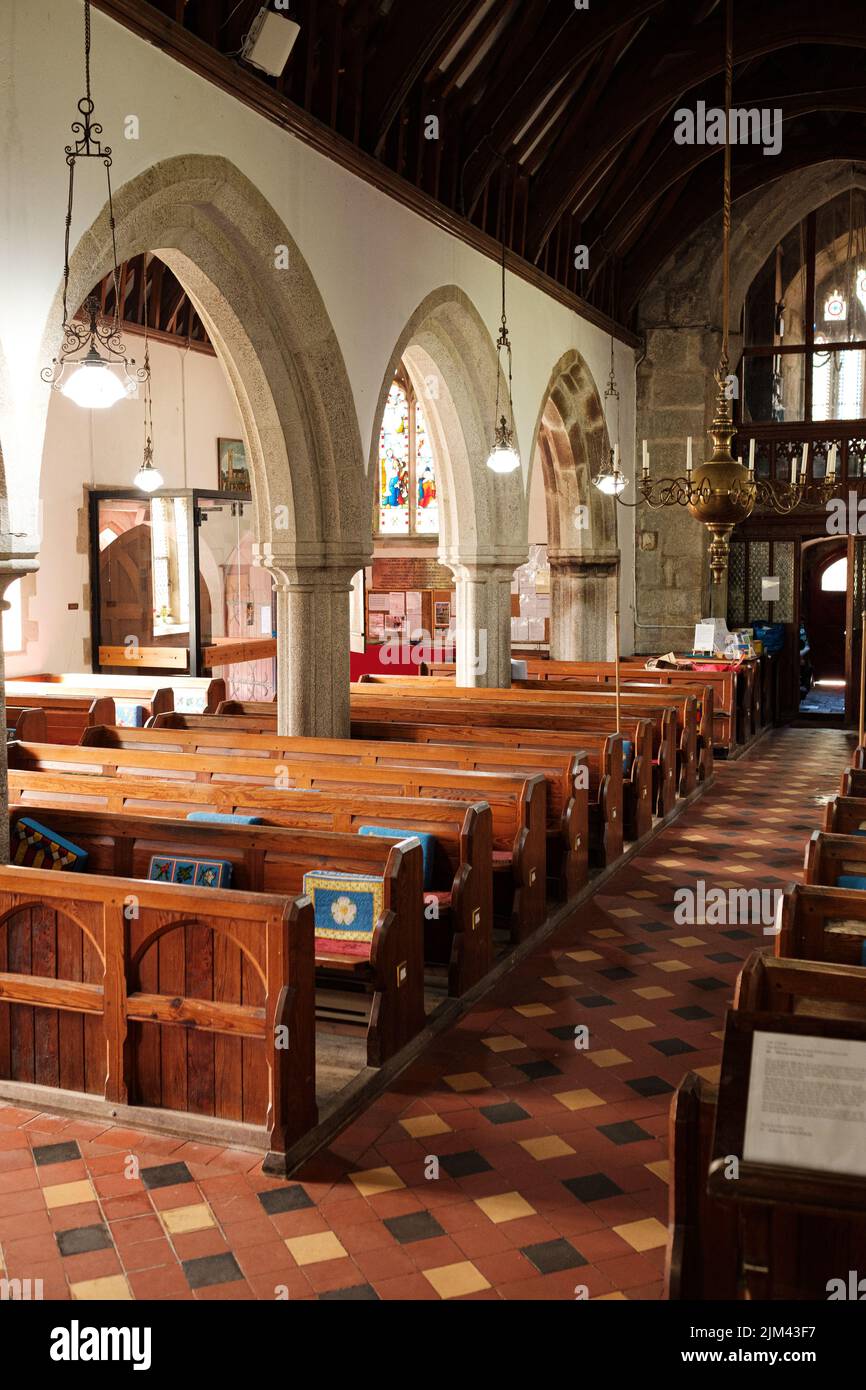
[129,918,267,1125]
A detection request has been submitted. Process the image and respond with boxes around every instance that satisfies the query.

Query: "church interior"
[2,0,866,1335]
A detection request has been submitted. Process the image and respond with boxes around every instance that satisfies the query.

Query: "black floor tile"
[258,1185,315,1216]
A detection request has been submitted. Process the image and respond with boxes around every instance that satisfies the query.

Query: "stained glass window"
[377,368,438,537]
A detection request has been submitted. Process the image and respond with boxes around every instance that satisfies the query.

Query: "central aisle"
[0,728,853,1301]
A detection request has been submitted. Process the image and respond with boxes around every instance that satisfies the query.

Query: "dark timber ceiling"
[101,0,866,328]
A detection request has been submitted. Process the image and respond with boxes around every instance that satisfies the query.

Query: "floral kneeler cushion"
[302,871,385,960]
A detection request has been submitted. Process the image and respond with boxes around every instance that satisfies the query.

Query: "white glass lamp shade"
[593,471,627,496]
[133,461,163,493]
[60,350,126,409]
[486,444,521,474]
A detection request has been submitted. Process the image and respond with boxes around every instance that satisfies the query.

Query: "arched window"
[377,369,438,536]
[821,556,847,592]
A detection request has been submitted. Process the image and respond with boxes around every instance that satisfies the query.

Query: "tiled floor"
[0,728,853,1301]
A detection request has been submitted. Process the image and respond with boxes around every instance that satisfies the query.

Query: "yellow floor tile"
[590,927,623,939]
[628,891,657,900]
[481,1034,526,1053]
[696,1064,722,1083]
[608,908,641,919]
[475,1191,536,1225]
[633,985,673,1000]
[400,1114,452,1139]
[43,1179,97,1209]
[614,1217,668,1253]
[443,1071,492,1092]
[595,1291,628,1300]
[611,1014,653,1031]
[160,1203,215,1236]
[424,1262,491,1299]
[512,1003,554,1018]
[542,974,580,988]
[349,1166,406,1197]
[644,874,670,883]
[564,950,602,963]
[654,959,691,973]
[587,1048,630,1068]
[646,1159,671,1184]
[670,936,706,948]
[553,1088,605,1111]
[518,1135,575,1160]
[71,1275,132,1301]
[285,1231,348,1267]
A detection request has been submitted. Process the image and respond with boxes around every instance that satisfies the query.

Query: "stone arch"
[45,154,366,571]
[39,153,369,736]
[367,287,528,686]
[367,286,527,570]
[526,350,618,661]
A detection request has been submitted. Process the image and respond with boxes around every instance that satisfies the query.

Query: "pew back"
[0,864,316,1156]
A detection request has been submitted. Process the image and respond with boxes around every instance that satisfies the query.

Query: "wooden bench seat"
[777,877,866,969]
[736,947,866,1022]
[5,692,118,746]
[98,722,589,903]
[348,681,670,823]
[365,670,697,800]
[514,677,710,791]
[6,675,226,744]
[8,740,542,942]
[211,701,624,870]
[6,769,492,999]
[6,708,47,743]
[823,794,866,836]
[666,1074,738,1299]
[0,864,316,1164]
[8,807,426,1066]
[505,657,741,754]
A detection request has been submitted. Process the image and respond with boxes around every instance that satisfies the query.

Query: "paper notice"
[743,1030,866,1177]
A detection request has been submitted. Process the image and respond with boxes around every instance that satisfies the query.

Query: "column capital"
[253,544,368,592]
[548,550,619,578]
[441,551,526,584]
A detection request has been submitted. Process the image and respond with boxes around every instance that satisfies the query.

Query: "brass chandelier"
[595,0,842,584]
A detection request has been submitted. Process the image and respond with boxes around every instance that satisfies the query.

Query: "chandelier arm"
[720,0,733,373]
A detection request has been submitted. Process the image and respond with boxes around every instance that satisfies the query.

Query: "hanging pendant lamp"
[41,0,145,408]
[486,243,521,475]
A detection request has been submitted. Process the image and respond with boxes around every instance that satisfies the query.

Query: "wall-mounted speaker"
[241,8,301,78]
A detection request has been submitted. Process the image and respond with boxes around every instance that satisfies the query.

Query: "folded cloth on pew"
[358,825,436,889]
[12,817,88,872]
[148,855,233,888]
[186,812,264,826]
[838,874,866,890]
[622,739,635,775]
[303,870,384,958]
[114,700,146,728]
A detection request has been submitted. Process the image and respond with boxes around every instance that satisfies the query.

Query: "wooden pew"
[824,794,866,836]
[365,671,693,807]
[491,657,740,755]
[840,767,866,799]
[14,672,226,714]
[92,723,589,903]
[735,948,866,1020]
[777,877,866,969]
[348,680,671,822]
[6,708,47,743]
[7,768,491,997]
[7,808,425,1066]
[515,675,712,789]
[5,692,117,745]
[8,740,542,942]
[211,703,624,870]
[665,1074,739,1299]
[0,864,316,1161]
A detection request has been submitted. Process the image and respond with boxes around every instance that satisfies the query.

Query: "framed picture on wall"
[434,600,451,629]
[218,438,251,492]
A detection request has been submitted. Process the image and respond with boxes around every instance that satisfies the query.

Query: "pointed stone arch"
[528,350,619,660]
[39,153,368,735]
[368,286,528,685]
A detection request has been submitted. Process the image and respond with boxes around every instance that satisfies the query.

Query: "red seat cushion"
[492,849,512,869]
[315,936,371,960]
